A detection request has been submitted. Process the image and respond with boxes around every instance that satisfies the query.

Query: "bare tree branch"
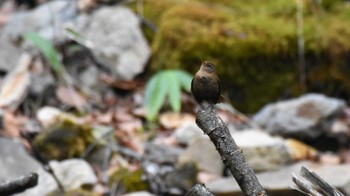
[301,166,344,196]
[291,174,322,196]
[185,183,214,196]
[195,102,266,196]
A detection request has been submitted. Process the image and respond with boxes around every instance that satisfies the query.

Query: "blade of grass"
[24,32,63,76]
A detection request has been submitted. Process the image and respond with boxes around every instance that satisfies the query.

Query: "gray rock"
[2,0,79,45]
[0,137,42,181]
[79,65,99,89]
[80,6,150,80]
[144,143,183,164]
[16,169,58,196]
[29,70,55,97]
[179,137,224,175]
[232,130,292,172]
[49,159,97,191]
[253,93,345,138]
[178,129,292,174]
[164,163,197,195]
[0,137,57,196]
[207,161,350,196]
[0,37,23,73]
[172,123,205,145]
[2,2,150,81]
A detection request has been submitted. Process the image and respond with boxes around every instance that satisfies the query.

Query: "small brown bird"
[191,61,221,104]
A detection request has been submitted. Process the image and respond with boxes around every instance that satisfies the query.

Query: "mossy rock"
[139,0,350,112]
[109,167,148,193]
[33,118,94,161]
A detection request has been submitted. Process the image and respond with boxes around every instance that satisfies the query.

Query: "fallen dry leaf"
[0,53,32,111]
[56,85,87,108]
[340,149,350,163]
[159,112,195,130]
[115,130,144,154]
[197,171,221,184]
[132,107,147,118]
[1,110,27,137]
[115,110,135,122]
[100,73,142,91]
[78,0,98,11]
[286,139,318,161]
[115,125,144,154]
[319,152,341,164]
[118,120,142,133]
[153,135,179,146]
[96,111,114,124]
[0,0,15,27]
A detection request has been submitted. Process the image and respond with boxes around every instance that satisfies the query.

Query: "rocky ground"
[0,0,350,196]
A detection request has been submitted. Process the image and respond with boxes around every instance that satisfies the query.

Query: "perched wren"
[191,61,221,104]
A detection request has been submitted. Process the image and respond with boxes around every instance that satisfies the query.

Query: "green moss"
[109,167,148,193]
[145,0,350,112]
[151,2,298,111]
[33,118,94,161]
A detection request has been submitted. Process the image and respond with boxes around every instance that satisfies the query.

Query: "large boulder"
[1,2,150,81]
[178,136,224,175]
[206,161,350,196]
[79,6,150,80]
[231,130,292,172]
[2,0,80,45]
[253,93,346,139]
[0,137,58,196]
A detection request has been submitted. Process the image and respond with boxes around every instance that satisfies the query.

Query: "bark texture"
[196,102,266,196]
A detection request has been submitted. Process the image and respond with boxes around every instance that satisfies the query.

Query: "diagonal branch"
[185,183,214,196]
[0,173,38,195]
[196,102,266,196]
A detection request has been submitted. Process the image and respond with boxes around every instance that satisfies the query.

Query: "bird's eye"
[206,63,214,70]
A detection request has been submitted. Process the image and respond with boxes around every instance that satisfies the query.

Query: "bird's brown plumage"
[191,61,221,104]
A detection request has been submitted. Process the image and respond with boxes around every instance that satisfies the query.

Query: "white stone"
[231,130,291,172]
[49,159,97,191]
[172,123,205,145]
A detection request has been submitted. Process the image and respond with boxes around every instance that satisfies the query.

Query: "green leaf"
[24,32,63,76]
[144,69,193,121]
[174,70,193,92]
[144,72,168,121]
[166,71,181,112]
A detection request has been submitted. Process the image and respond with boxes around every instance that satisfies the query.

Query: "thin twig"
[296,0,306,91]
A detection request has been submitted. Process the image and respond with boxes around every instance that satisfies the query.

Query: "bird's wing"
[217,75,221,97]
[191,77,194,94]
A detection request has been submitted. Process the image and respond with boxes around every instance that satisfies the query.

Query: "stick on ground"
[196,102,266,196]
[0,173,38,195]
[185,183,214,196]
